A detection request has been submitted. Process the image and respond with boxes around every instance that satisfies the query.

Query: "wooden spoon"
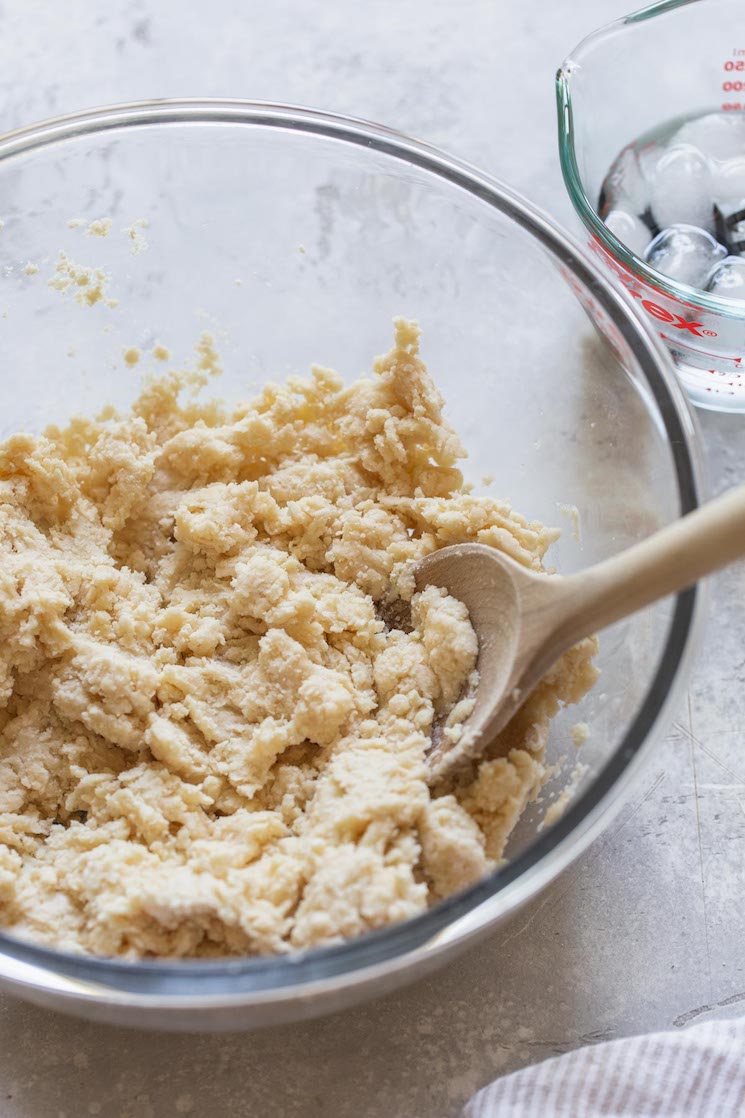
[416,484,745,786]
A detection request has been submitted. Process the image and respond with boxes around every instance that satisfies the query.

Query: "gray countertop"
[2,1,745,1115]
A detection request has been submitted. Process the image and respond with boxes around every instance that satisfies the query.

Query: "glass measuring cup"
[557,0,745,412]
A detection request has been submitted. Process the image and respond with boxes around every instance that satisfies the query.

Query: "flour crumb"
[48,252,117,308]
[123,346,141,367]
[558,502,581,543]
[195,331,222,377]
[86,217,112,238]
[572,721,590,747]
[234,278,243,287]
[175,1096,194,1114]
[543,762,589,827]
[0,218,4,230]
[481,474,494,486]
[67,217,85,229]
[66,346,77,358]
[152,343,170,361]
[298,244,306,254]
[23,262,39,276]
[123,218,149,255]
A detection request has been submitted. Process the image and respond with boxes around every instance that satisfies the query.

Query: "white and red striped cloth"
[465,1018,745,1117]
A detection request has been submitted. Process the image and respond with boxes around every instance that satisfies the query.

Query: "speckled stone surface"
[1,1,745,1115]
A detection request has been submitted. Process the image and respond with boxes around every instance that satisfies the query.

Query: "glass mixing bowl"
[0,100,703,1030]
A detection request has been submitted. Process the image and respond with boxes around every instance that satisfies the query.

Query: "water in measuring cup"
[599,110,745,296]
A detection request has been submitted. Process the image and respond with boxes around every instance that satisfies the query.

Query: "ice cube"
[714,156,745,205]
[650,144,714,232]
[675,112,745,163]
[599,146,649,218]
[705,255,745,298]
[603,209,651,255]
[644,223,727,287]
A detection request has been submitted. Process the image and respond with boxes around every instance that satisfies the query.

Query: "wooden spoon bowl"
[417,483,745,785]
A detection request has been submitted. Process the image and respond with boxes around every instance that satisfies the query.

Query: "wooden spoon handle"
[553,483,745,647]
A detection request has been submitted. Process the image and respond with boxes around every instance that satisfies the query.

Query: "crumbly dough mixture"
[0,320,597,958]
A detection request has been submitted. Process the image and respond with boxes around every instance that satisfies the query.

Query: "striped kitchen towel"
[464,1017,745,1117]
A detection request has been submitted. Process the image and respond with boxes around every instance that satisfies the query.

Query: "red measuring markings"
[660,336,743,363]
[722,49,745,110]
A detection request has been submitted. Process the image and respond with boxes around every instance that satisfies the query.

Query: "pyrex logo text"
[625,290,714,337]
[587,236,718,338]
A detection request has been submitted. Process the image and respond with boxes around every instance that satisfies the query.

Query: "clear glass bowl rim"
[556,0,745,317]
[0,98,704,1008]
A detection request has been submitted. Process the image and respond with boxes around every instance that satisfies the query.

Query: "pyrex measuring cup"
[557,0,745,412]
